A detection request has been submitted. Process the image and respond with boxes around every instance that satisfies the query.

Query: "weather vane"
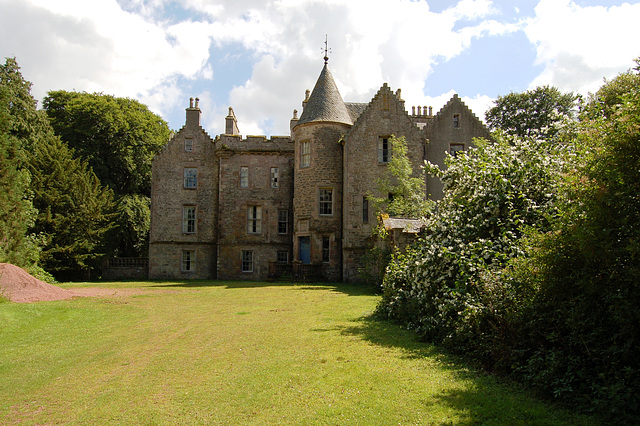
[323,35,331,64]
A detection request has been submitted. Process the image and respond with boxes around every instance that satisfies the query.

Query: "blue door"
[299,236,311,264]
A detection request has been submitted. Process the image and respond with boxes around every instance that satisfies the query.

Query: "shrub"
[377,136,564,365]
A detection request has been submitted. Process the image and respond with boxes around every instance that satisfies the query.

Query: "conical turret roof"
[297,64,353,126]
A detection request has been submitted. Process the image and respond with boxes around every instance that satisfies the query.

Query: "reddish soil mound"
[0,263,76,303]
[1,263,185,303]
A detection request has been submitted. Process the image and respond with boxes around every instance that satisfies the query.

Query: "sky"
[1,0,639,136]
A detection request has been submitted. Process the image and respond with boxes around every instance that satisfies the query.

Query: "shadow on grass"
[293,282,379,297]
[337,314,592,425]
[147,280,291,289]
[144,279,380,296]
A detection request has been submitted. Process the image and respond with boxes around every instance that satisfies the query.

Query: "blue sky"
[1,0,639,136]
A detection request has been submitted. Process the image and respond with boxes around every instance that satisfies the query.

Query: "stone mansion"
[148,60,490,281]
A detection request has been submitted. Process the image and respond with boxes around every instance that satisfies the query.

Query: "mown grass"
[0,280,595,425]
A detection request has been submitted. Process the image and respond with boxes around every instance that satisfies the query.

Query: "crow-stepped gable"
[149,62,490,281]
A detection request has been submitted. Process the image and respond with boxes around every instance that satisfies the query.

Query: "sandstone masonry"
[149,62,490,281]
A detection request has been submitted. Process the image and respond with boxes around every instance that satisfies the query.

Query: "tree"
[377,135,564,361]
[507,61,640,421]
[0,58,55,152]
[107,194,151,257]
[0,85,39,269]
[1,58,116,279]
[28,136,116,279]
[43,91,171,196]
[43,91,171,257]
[368,135,433,219]
[582,57,640,120]
[485,85,578,141]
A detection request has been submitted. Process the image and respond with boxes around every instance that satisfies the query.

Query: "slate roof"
[297,64,353,126]
[345,102,368,123]
[382,217,427,233]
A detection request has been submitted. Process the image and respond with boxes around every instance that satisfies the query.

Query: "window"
[277,251,289,264]
[363,197,369,224]
[278,209,288,234]
[319,188,333,216]
[182,250,195,272]
[247,206,262,234]
[184,138,193,152]
[450,143,465,157]
[301,141,310,167]
[453,114,460,128]
[183,206,196,234]
[322,236,330,263]
[378,137,390,163]
[241,250,253,272]
[240,166,249,188]
[270,167,279,188]
[184,168,197,189]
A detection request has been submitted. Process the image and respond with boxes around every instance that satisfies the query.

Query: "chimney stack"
[186,97,201,128]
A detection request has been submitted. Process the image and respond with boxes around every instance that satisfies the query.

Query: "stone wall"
[149,243,216,280]
[292,122,348,281]
[341,84,426,281]
[216,135,294,281]
[148,83,491,283]
[149,105,219,279]
[424,94,492,200]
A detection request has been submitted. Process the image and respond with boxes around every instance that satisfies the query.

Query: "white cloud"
[3,0,635,137]
[201,0,516,134]
[0,0,217,118]
[525,0,640,94]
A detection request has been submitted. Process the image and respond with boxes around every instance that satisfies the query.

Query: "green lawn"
[1,281,595,425]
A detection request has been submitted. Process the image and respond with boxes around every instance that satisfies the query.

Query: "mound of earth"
[0,263,177,303]
[0,263,77,303]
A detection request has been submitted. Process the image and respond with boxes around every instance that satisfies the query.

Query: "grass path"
[1,281,594,425]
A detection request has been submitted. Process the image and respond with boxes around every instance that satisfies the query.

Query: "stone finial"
[303,89,310,109]
[293,109,298,119]
[396,88,401,99]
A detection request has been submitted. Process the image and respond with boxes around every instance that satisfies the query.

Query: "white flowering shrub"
[377,136,565,360]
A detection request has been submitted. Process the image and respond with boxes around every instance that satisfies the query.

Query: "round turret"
[292,63,351,281]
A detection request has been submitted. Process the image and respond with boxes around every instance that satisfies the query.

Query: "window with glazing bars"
[241,250,253,272]
[183,206,196,233]
[247,206,262,234]
[278,209,288,234]
[184,168,197,188]
[319,189,332,215]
